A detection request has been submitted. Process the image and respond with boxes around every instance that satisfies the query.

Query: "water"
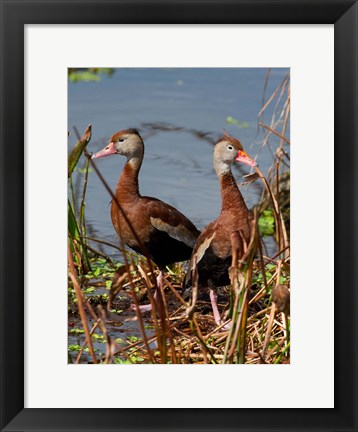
[68,68,290,362]
[68,68,289,259]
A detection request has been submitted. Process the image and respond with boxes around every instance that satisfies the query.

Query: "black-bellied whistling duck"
[184,132,256,326]
[92,128,200,311]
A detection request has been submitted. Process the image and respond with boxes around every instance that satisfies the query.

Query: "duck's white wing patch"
[191,232,216,271]
[150,217,197,248]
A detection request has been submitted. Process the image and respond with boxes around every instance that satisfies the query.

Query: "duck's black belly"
[130,228,195,269]
[197,247,232,288]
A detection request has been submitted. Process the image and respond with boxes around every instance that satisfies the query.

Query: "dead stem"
[68,243,98,364]
[261,303,276,361]
[85,149,165,363]
[255,166,289,255]
[258,122,290,145]
[75,319,100,364]
[186,258,199,319]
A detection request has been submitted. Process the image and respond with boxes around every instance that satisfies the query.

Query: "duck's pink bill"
[235,150,257,167]
[92,142,117,159]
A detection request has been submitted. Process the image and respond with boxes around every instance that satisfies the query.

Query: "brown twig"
[68,243,98,364]
[259,122,290,145]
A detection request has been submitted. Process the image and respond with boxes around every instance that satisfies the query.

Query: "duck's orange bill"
[235,150,256,167]
[91,142,117,159]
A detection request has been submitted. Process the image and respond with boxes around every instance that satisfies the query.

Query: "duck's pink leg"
[156,271,163,291]
[135,271,162,313]
[209,288,222,326]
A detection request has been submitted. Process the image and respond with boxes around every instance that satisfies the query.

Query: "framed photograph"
[1,1,357,431]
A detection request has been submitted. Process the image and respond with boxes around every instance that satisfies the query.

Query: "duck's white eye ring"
[227,145,233,150]
[118,138,125,143]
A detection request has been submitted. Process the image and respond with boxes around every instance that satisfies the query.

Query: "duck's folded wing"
[146,198,200,248]
[150,217,198,248]
[183,222,217,287]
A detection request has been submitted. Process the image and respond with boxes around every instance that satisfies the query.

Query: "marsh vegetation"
[68,69,290,364]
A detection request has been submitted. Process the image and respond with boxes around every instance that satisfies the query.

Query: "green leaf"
[68,71,101,82]
[92,334,105,341]
[68,68,114,83]
[226,116,249,128]
[68,125,92,178]
[127,336,141,343]
[68,200,80,238]
[68,344,81,352]
[258,209,275,236]
[84,286,95,294]
[78,167,93,174]
[69,328,85,334]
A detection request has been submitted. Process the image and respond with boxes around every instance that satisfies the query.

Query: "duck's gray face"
[214,136,256,168]
[92,129,144,160]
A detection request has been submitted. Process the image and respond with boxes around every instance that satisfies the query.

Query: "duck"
[92,128,200,311]
[183,132,257,325]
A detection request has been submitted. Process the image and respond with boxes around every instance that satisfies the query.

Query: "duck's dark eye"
[118,138,125,143]
[228,145,233,150]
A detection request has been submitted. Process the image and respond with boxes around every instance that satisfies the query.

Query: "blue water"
[68,68,289,258]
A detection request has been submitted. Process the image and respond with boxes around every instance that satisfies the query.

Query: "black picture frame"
[1,1,357,431]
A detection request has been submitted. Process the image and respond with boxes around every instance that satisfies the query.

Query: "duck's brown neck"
[115,157,142,203]
[219,171,248,212]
